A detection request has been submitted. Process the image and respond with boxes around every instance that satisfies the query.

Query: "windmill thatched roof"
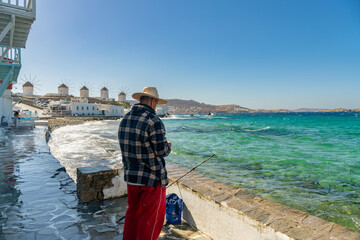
[101,87,108,91]
[80,86,88,90]
[58,84,68,89]
[119,92,125,95]
[23,81,33,87]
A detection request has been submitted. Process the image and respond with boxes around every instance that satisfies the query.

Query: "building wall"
[23,86,34,96]
[80,90,89,98]
[71,102,99,116]
[101,90,109,99]
[58,88,68,96]
[118,94,126,102]
[98,104,124,117]
[0,98,2,121]
[1,90,13,124]
[156,105,167,116]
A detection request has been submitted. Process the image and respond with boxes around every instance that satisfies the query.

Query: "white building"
[100,87,109,99]
[58,84,69,96]
[48,100,72,116]
[23,81,34,96]
[0,1,36,129]
[0,85,13,126]
[156,105,168,117]
[98,104,124,117]
[46,98,124,117]
[70,98,99,116]
[80,86,89,98]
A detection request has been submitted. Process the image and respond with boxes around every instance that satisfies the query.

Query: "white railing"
[0,0,36,16]
[0,45,21,65]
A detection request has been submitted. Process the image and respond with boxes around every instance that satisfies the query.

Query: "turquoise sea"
[49,112,360,232]
[163,112,360,232]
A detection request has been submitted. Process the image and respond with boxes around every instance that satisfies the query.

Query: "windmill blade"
[32,75,40,84]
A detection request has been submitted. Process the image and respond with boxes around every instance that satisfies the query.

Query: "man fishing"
[118,87,171,240]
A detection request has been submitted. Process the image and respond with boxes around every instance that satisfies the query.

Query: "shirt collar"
[133,103,156,114]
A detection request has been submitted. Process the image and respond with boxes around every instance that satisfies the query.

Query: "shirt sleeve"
[149,118,171,157]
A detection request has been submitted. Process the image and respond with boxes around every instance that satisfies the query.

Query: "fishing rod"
[167,153,216,188]
[99,134,243,188]
[93,138,123,166]
[100,135,243,223]
[167,135,243,189]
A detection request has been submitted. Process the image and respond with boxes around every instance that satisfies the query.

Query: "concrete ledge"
[77,166,127,203]
[166,164,360,240]
[75,163,359,239]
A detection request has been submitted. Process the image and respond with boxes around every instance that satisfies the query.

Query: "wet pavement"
[0,126,211,240]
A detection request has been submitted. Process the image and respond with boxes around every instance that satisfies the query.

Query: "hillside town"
[0,81,168,128]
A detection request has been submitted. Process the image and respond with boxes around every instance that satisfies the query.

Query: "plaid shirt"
[118,104,171,187]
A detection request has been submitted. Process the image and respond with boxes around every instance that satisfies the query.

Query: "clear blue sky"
[17,0,360,109]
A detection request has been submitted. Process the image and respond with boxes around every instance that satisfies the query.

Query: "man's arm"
[149,119,171,157]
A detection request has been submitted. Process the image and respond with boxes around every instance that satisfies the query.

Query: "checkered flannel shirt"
[118,104,171,187]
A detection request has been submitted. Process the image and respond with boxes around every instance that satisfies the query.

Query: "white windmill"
[79,82,93,99]
[19,74,41,97]
[118,86,130,102]
[57,79,74,97]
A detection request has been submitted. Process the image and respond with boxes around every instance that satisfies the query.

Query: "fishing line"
[101,125,243,222]
[167,134,243,189]
[93,139,123,167]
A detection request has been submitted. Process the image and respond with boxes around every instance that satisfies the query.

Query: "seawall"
[166,164,360,240]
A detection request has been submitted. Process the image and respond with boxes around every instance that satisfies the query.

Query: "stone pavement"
[0,126,211,240]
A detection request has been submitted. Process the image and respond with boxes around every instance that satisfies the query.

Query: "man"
[118,87,171,240]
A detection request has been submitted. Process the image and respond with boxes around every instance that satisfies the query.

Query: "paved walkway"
[0,126,211,240]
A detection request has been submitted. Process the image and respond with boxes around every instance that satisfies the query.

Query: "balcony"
[0,45,21,97]
[1,44,20,65]
[0,0,36,48]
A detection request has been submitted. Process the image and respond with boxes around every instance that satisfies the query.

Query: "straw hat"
[132,87,168,104]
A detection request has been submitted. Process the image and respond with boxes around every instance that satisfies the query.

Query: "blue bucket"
[166,193,184,224]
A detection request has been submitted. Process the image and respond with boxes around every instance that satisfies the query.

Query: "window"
[77,106,79,111]
[92,107,95,111]
[87,106,89,110]
[82,106,84,110]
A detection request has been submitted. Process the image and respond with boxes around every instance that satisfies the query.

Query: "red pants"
[123,183,166,240]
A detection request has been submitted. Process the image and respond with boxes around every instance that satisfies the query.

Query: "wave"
[48,121,121,182]
[164,114,231,121]
[243,126,271,132]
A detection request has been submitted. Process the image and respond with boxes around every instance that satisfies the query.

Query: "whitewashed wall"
[98,104,124,117]
[71,102,100,116]
[1,89,13,124]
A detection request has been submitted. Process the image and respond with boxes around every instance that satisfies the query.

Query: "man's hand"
[167,141,172,148]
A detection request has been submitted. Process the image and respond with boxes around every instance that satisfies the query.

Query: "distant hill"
[166,99,249,113]
[318,108,360,112]
[292,108,328,112]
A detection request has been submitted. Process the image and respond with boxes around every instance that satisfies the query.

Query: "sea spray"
[48,120,122,181]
